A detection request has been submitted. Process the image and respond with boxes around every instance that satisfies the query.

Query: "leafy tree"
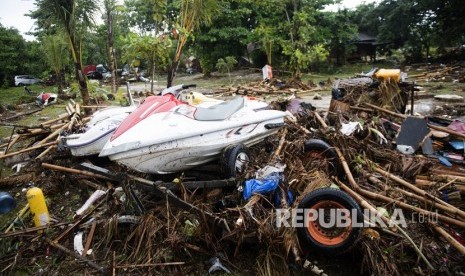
[167,0,218,87]
[193,0,255,77]
[216,56,237,83]
[0,24,46,87]
[42,32,68,94]
[123,0,167,34]
[252,0,334,78]
[320,10,357,65]
[122,33,171,93]
[30,0,98,110]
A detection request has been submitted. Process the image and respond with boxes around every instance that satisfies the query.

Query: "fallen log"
[1,108,42,121]
[0,173,35,187]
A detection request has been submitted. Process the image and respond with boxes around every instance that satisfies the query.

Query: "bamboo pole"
[338,181,435,269]
[367,175,457,216]
[357,188,465,228]
[313,111,328,129]
[41,163,111,180]
[36,122,70,146]
[82,221,97,256]
[75,103,81,116]
[67,102,76,114]
[363,103,406,119]
[115,262,185,269]
[429,223,465,255]
[0,141,56,159]
[35,145,56,159]
[40,113,69,127]
[5,135,20,152]
[374,167,465,220]
[270,128,287,162]
[334,148,359,189]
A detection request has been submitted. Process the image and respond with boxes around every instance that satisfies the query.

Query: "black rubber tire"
[303,139,342,178]
[297,188,363,255]
[222,144,250,178]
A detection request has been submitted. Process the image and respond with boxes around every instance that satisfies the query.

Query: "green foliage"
[121,33,171,69]
[351,0,465,62]
[42,32,68,75]
[216,56,238,84]
[216,56,238,73]
[0,23,48,87]
[194,0,254,77]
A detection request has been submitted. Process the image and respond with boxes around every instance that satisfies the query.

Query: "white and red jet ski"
[99,86,287,174]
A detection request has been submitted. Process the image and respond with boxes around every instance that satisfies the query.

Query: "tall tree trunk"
[74,62,90,109]
[56,70,63,95]
[66,30,90,113]
[150,55,155,94]
[106,4,117,95]
[167,62,178,88]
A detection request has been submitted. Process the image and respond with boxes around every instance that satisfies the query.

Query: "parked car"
[86,71,103,80]
[14,75,41,86]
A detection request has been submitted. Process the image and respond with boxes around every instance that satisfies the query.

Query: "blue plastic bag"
[243,173,280,200]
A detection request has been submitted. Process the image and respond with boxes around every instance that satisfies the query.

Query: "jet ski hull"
[63,111,131,156]
[100,110,285,174]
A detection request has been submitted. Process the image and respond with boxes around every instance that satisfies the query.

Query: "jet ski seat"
[194,96,245,121]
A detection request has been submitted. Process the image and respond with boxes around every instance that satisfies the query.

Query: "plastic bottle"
[26,187,50,226]
[0,192,16,214]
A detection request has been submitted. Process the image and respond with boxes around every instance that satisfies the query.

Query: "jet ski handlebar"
[182,84,196,89]
[161,84,197,96]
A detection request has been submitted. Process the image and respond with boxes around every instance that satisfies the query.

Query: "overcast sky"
[0,0,380,41]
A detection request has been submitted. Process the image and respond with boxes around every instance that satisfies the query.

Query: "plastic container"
[374,69,401,82]
[26,187,50,226]
[0,192,16,214]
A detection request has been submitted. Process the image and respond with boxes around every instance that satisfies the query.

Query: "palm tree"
[31,0,97,111]
[167,0,217,87]
[42,33,68,95]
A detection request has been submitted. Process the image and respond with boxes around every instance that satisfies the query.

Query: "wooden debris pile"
[0,101,86,167]
[1,91,465,275]
[297,100,465,275]
[410,64,465,82]
[214,78,323,96]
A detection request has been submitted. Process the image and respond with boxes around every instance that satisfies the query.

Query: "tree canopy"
[2,0,460,88]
